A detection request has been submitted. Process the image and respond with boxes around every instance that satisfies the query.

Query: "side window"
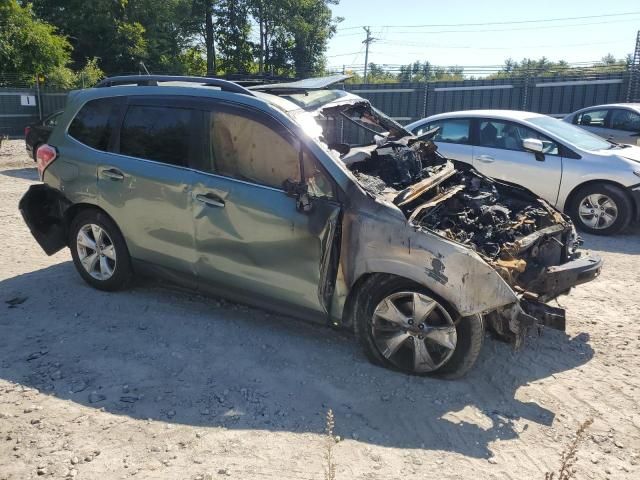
[208,110,300,189]
[576,109,608,127]
[302,151,334,199]
[610,109,640,132]
[68,98,119,151]
[45,112,61,127]
[120,105,193,166]
[479,120,559,155]
[429,119,470,144]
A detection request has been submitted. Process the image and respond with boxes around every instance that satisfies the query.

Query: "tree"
[30,0,149,73]
[287,0,341,77]
[214,0,254,73]
[0,0,72,85]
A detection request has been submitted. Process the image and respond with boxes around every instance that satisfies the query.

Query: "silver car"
[563,103,640,146]
[405,110,640,235]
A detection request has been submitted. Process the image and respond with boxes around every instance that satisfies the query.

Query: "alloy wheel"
[76,224,117,280]
[578,194,618,230]
[371,291,457,373]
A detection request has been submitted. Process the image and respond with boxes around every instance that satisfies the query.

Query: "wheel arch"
[63,203,125,246]
[563,179,636,220]
[341,272,463,330]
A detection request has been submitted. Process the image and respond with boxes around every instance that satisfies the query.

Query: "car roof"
[419,110,548,123]
[570,103,640,112]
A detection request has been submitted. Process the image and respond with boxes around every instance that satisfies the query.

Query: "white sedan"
[405,110,640,235]
[563,103,640,146]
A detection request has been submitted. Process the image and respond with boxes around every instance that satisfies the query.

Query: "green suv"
[20,75,602,378]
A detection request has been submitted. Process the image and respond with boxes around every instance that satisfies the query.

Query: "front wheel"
[568,183,632,235]
[354,275,484,379]
[69,209,133,291]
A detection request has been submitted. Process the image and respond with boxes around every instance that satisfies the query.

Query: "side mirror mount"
[522,138,545,161]
[283,178,313,213]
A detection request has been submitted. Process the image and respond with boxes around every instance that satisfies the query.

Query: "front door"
[190,102,341,314]
[609,108,640,145]
[471,119,563,205]
[98,96,198,274]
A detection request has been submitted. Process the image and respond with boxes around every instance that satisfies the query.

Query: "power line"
[335,11,640,31]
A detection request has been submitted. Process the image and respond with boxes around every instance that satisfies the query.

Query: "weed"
[545,418,594,480]
[324,409,338,480]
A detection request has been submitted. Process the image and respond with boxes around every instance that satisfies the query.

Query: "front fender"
[342,207,518,317]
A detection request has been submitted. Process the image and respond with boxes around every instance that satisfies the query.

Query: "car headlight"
[634,170,640,178]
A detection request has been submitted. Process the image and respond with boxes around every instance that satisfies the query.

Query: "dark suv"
[19,75,602,378]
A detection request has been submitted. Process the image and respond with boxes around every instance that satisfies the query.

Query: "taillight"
[36,144,57,179]
[24,126,31,138]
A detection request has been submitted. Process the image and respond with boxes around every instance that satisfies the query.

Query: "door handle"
[101,168,124,181]
[476,155,495,163]
[194,193,225,208]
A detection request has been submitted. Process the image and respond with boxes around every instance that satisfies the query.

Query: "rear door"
[471,118,563,205]
[189,101,342,314]
[97,96,198,274]
[412,118,473,164]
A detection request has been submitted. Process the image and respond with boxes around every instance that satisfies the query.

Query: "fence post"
[35,74,43,121]
[521,68,531,111]
[626,30,640,102]
[422,82,429,118]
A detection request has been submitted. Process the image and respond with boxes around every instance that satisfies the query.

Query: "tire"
[568,183,632,235]
[353,274,484,379]
[69,209,133,291]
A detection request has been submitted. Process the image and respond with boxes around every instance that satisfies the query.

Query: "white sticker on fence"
[20,95,37,106]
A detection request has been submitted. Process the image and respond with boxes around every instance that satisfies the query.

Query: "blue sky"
[325,0,640,71]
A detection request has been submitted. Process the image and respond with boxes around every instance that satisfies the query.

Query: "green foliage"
[177,47,208,76]
[76,58,105,87]
[0,0,72,85]
[488,55,630,79]
[214,0,254,73]
[30,0,150,73]
[26,0,340,78]
[287,0,342,77]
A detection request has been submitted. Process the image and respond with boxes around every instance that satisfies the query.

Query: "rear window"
[120,105,193,166]
[68,98,119,151]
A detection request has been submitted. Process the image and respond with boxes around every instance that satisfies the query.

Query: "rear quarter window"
[68,97,120,151]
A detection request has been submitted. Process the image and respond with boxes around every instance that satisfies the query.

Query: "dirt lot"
[0,138,639,480]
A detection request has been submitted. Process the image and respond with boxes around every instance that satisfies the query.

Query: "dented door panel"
[191,172,341,314]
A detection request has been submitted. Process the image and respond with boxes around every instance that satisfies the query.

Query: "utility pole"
[362,26,377,83]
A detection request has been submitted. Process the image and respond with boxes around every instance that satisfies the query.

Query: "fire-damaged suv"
[20,75,602,378]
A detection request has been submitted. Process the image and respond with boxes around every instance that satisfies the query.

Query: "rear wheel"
[69,209,132,291]
[354,275,484,379]
[568,183,632,235]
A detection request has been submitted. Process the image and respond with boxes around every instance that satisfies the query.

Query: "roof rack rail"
[95,75,255,96]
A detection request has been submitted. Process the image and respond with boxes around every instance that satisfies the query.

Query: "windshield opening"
[527,116,611,151]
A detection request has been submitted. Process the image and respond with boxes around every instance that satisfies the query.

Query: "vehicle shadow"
[0,262,594,459]
[581,224,640,255]
[0,167,38,181]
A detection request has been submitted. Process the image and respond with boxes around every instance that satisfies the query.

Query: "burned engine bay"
[332,129,580,297]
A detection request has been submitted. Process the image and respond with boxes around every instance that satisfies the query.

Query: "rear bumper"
[19,184,70,255]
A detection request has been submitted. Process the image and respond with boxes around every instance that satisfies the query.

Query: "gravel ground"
[1,139,639,480]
